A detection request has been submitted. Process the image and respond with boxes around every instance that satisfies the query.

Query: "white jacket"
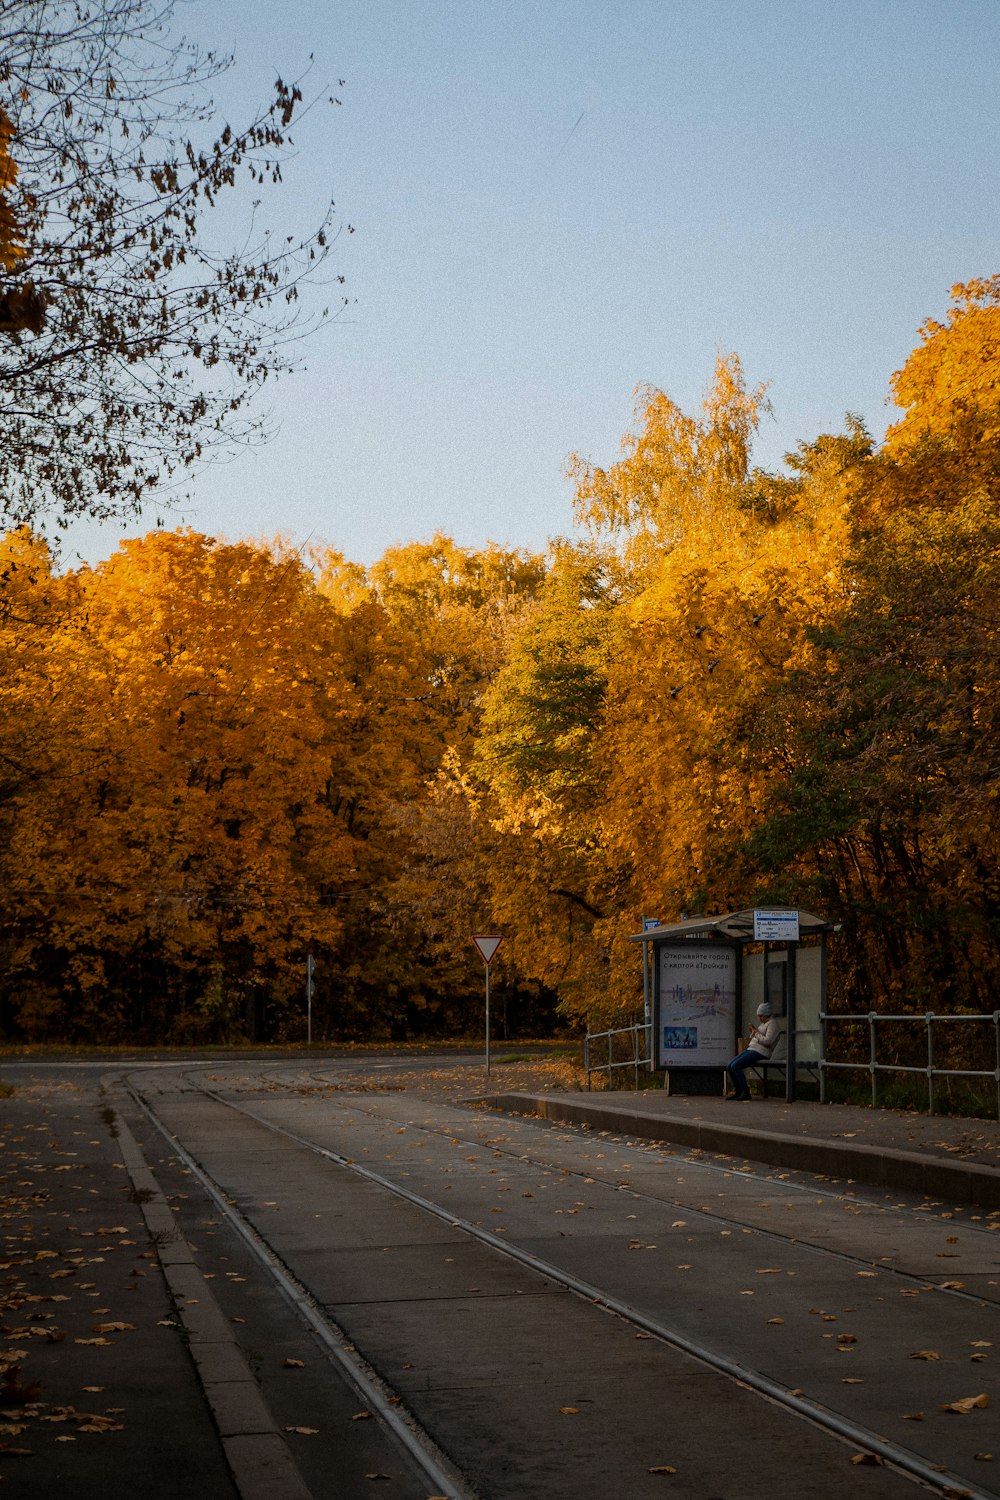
[749,1016,782,1059]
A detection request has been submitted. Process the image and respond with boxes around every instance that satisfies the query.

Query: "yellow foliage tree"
[2,531,359,1038]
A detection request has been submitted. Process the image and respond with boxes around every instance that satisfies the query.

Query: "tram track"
[123,1067,1000,1500]
[121,1076,474,1500]
[281,1068,1000,1302]
[291,1063,1000,1238]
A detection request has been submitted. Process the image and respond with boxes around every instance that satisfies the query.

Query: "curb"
[108,1090,313,1500]
[479,1091,1000,1211]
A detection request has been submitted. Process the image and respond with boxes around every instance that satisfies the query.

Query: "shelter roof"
[629,908,837,943]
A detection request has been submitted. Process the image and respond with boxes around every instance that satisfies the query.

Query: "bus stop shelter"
[630,908,838,1100]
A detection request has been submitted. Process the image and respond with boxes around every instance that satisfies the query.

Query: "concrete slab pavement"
[479,1090,1000,1210]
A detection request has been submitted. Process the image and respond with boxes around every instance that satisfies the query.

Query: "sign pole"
[306,953,314,1046]
[471,935,504,1081]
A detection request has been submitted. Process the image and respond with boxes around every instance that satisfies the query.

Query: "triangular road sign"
[472,934,503,965]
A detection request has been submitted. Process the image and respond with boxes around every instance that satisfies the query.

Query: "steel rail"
[174,1071,999,1500]
[287,1059,997,1230]
[282,1065,1000,1287]
[122,1077,477,1500]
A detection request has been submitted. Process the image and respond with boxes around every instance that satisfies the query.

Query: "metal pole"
[819,934,828,1104]
[927,1013,935,1115]
[485,961,491,1080]
[641,923,651,1044]
[785,942,798,1103]
[995,1011,1000,1121]
[306,954,314,1046]
[869,1012,877,1108]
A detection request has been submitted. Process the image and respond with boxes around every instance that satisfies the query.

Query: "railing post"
[994,1011,1000,1121]
[584,1034,591,1091]
[819,935,828,1104]
[927,1013,936,1115]
[869,1012,878,1108]
[608,1034,613,1092]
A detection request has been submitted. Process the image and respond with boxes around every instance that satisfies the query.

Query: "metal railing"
[584,1011,1000,1117]
[583,1022,651,1091]
[821,1010,1000,1117]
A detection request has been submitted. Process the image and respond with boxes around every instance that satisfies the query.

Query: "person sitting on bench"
[727,1002,781,1101]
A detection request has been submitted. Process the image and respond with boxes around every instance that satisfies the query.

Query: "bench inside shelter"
[746,1029,822,1097]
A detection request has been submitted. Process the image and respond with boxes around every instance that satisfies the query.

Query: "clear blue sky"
[65,0,1000,568]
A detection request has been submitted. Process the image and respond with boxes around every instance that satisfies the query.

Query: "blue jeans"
[727,1048,765,1099]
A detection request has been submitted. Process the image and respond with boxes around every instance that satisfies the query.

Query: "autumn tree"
[0,0,346,529]
[749,280,1000,1015]
[314,534,551,1034]
[0,106,22,269]
[0,531,360,1039]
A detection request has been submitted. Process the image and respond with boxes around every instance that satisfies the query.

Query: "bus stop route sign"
[753,909,800,942]
[472,934,503,965]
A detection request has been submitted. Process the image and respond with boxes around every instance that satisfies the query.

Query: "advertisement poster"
[657,943,737,1067]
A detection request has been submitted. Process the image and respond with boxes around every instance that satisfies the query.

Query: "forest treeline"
[2,277,998,1042]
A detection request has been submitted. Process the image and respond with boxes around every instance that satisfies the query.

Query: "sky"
[63,0,1000,569]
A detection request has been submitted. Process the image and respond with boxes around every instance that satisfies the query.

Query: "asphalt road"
[3,1055,999,1500]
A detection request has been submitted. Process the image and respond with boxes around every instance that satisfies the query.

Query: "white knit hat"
[757,1002,772,1017]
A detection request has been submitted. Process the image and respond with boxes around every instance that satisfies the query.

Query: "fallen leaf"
[900,1412,925,1421]
[940,1394,989,1414]
[648,1465,678,1475]
[282,1359,305,1369]
[284,1425,319,1435]
[974,1453,993,1461]
[74,1338,111,1347]
[559,1406,580,1415]
[767,1318,784,1326]
[364,1474,391,1481]
[837,1334,857,1345]
[851,1453,883,1466]
[93,1322,134,1333]
[910,1350,940,1360]
[842,1378,864,1385]
[939,1281,965,1290]
[351,1411,373,1421]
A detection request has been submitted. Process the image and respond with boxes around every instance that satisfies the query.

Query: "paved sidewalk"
[0,1073,240,1497]
[480,1090,1000,1211]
